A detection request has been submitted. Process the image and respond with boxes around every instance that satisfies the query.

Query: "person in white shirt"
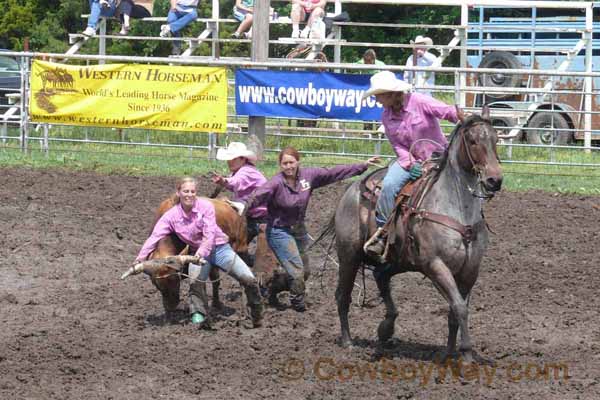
[404,35,438,97]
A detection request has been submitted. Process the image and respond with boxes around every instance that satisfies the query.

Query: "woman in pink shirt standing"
[135,177,263,328]
[211,142,268,266]
[362,71,464,259]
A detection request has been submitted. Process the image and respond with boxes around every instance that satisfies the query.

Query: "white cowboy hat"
[362,71,413,99]
[410,35,433,46]
[216,142,257,163]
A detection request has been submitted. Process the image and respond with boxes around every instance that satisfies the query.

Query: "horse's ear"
[482,105,490,120]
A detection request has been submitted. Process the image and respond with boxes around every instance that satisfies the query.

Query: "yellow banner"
[29,60,227,133]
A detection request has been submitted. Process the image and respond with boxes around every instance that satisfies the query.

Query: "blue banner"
[235,69,387,121]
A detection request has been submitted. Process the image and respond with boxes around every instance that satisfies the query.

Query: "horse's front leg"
[446,307,459,359]
[374,269,398,344]
[428,259,473,363]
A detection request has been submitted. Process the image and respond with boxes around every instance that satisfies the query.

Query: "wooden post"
[248,0,270,159]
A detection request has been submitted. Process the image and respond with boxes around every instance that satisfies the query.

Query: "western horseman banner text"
[29,60,227,133]
[235,69,391,121]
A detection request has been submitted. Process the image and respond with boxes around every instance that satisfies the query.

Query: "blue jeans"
[266,224,310,298]
[375,160,412,226]
[167,7,198,36]
[87,0,117,29]
[189,243,257,315]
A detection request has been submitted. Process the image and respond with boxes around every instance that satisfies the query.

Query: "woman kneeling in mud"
[135,177,263,328]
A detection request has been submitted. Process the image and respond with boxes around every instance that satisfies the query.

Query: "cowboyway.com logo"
[237,82,381,113]
[274,357,570,386]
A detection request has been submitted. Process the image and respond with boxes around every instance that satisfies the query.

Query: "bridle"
[450,119,500,199]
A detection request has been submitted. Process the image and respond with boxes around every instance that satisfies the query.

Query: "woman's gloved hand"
[409,162,422,180]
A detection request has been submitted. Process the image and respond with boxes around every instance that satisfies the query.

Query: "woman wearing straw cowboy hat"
[404,35,439,97]
[363,71,464,260]
[212,142,268,263]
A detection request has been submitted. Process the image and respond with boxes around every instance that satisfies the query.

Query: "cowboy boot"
[244,285,264,328]
[289,277,307,312]
[290,293,306,312]
[364,227,387,262]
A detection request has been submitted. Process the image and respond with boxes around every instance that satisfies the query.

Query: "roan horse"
[333,106,502,362]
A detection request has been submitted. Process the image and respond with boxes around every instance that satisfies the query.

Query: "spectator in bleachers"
[82,0,118,37]
[357,49,386,74]
[404,35,438,97]
[159,0,199,55]
[356,49,385,131]
[231,0,254,39]
[291,0,326,39]
[117,0,134,35]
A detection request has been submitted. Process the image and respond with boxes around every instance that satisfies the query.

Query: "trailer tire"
[478,52,522,100]
[526,112,572,145]
[490,116,518,139]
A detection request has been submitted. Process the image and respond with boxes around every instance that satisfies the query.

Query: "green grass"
[1,126,599,195]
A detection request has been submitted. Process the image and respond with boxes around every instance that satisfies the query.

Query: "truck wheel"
[478,52,522,101]
[526,112,572,145]
[490,116,517,138]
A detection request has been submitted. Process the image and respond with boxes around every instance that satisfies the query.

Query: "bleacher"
[65,0,470,63]
[67,0,349,60]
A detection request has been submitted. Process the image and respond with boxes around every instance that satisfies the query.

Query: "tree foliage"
[0,1,462,65]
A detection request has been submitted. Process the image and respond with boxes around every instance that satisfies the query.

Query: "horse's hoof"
[212,301,225,313]
[434,351,458,364]
[377,319,395,343]
[461,351,474,365]
[338,336,352,348]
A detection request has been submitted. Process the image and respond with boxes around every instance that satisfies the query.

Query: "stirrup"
[363,227,388,263]
[363,227,384,253]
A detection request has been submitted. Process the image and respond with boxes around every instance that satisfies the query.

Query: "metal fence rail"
[3,0,600,178]
[2,51,600,163]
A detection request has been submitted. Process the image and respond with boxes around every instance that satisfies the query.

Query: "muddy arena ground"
[1,167,599,399]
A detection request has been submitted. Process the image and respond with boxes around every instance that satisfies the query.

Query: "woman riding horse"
[363,71,464,261]
[333,106,503,360]
[249,147,380,312]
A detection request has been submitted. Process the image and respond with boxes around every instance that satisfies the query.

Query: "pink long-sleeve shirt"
[136,198,229,261]
[224,163,267,218]
[382,92,458,170]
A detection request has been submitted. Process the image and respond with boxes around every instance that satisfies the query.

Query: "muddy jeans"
[188,243,257,316]
[266,223,310,303]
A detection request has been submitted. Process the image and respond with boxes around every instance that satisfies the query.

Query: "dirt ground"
[1,167,599,400]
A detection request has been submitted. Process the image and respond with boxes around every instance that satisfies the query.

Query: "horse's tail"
[309,211,336,251]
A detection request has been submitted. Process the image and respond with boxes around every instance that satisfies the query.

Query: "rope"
[306,232,377,308]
